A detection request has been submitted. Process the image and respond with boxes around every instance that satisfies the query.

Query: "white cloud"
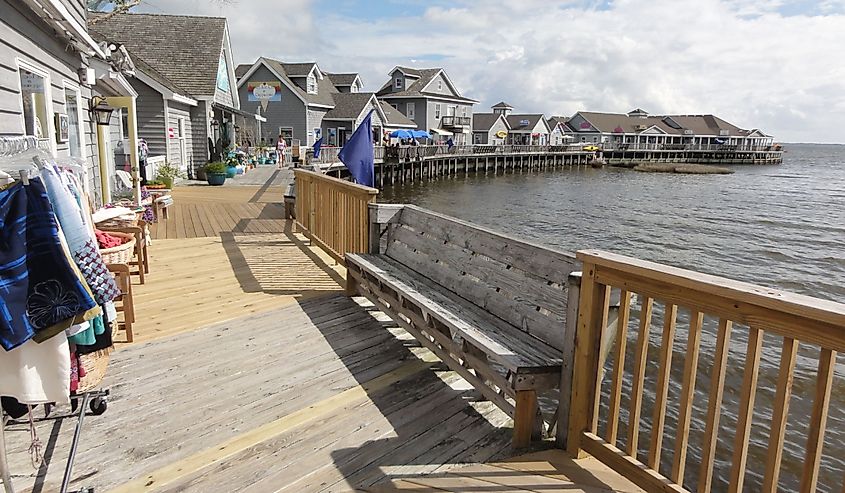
[136,0,845,143]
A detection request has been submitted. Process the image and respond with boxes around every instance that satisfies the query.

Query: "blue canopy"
[389,130,414,139]
[411,130,432,139]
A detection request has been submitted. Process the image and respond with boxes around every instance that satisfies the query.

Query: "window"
[437,79,442,90]
[17,64,51,140]
[390,103,398,110]
[279,126,293,144]
[435,103,441,119]
[177,117,185,138]
[121,110,130,139]
[462,107,467,117]
[406,102,415,120]
[63,84,83,158]
[351,82,358,93]
[394,77,402,89]
[307,74,317,94]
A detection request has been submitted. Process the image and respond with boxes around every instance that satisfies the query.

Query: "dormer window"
[351,82,358,93]
[307,74,317,94]
[394,77,403,89]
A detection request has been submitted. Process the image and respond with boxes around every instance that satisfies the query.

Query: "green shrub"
[204,162,227,174]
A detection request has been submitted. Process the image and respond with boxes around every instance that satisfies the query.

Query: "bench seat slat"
[347,253,562,374]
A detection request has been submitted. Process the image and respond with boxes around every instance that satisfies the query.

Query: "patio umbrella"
[389,130,414,139]
[411,130,432,139]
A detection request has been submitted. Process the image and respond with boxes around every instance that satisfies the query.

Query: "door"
[338,127,347,146]
[406,102,415,120]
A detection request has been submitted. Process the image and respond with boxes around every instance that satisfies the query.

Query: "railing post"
[556,271,582,449]
[567,261,609,458]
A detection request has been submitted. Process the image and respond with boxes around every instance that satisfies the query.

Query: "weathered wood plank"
[581,433,687,493]
[347,254,562,372]
[401,205,578,285]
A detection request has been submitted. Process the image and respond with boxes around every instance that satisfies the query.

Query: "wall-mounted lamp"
[88,96,114,126]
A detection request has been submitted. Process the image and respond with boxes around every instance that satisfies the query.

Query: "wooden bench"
[346,204,580,448]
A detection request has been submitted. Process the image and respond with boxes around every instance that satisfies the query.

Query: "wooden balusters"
[671,310,703,484]
[648,304,678,470]
[294,169,378,264]
[729,326,764,493]
[801,347,836,492]
[626,296,653,458]
[761,337,799,493]
[605,290,632,446]
[698,319,733,493]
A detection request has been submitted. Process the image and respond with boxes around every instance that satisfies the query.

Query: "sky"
[132,0,845,143]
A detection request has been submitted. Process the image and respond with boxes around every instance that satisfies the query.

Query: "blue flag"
[313,137,323,159]
[338,110,375,187]
[447,137,454,149]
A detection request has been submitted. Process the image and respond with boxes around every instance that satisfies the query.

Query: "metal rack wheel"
[89,397,107,416]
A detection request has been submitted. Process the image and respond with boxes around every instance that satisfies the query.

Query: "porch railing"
[567,250,845,492]
[294,169,378,264]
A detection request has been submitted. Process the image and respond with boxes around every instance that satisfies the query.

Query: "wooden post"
[567,262,608,458]
[513,390,538,449]
[556,272,582,449]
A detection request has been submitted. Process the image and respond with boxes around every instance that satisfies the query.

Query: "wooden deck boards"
[1,172,642,492]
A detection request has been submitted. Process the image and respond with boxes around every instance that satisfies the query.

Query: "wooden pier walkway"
[2,169,641,492]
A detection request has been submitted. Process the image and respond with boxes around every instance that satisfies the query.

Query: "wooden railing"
[294,169,378,264]
[567,250,845,493]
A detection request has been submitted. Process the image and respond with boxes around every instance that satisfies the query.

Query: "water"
[380,144,845,491]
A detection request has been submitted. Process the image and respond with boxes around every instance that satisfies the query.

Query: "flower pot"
[236,166,245,175]
[225,166,237,178]
[195,168,207,181]
[161,176,174,189]
[206,173,226,186]
[258,157,266,165]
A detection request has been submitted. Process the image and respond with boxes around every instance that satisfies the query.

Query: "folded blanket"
[95,230,124,249]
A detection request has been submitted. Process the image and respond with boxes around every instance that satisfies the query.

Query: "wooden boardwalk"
[2,173,641,492]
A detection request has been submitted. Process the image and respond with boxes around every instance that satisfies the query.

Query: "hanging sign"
[168,128,176,138]
[247,81,282,111]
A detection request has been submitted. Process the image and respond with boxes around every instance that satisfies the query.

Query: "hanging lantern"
[88,97,114,126]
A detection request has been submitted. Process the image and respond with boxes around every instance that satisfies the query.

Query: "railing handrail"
[579,250,845,339]
[567,249,845,493]
[294,169,378,265]
[294,169,378,196]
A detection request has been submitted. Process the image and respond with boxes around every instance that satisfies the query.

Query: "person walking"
[276,134,287,169]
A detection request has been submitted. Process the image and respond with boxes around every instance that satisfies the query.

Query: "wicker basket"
[97,216,136,229]
[98,232,136,264]
[78,350,110,393]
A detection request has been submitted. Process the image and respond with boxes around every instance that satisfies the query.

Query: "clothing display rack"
[0,136,111,493]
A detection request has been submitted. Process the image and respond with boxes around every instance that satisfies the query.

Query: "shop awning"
[430,128,451,136]
[212,102,264,121]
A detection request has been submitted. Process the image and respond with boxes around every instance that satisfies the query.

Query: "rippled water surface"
[381,144,845,491]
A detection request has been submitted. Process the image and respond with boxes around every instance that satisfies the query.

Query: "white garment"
[0,333,70,405]
[65,321,90,337]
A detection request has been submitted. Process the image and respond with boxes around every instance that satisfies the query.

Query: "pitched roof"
[506,114,547,132]
[379,101,416,128]
[376,67,478,103]
[492,101,514,109]
[572,111,747,136]
[547,116,570,131]
[279,62,316,77]
[235,63,252,79]
[325,73,360,87]
[323,92,376,120]
[90,12,227,98]
[472,113,507,132]
[256,58,336,107]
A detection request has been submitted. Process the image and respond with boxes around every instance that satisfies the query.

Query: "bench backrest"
[383,205,578,350]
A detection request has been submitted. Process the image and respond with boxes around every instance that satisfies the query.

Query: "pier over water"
[310,143,783,187]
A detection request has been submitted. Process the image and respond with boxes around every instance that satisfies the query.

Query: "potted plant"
[204,162,227,186]
[154,161,184,189]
